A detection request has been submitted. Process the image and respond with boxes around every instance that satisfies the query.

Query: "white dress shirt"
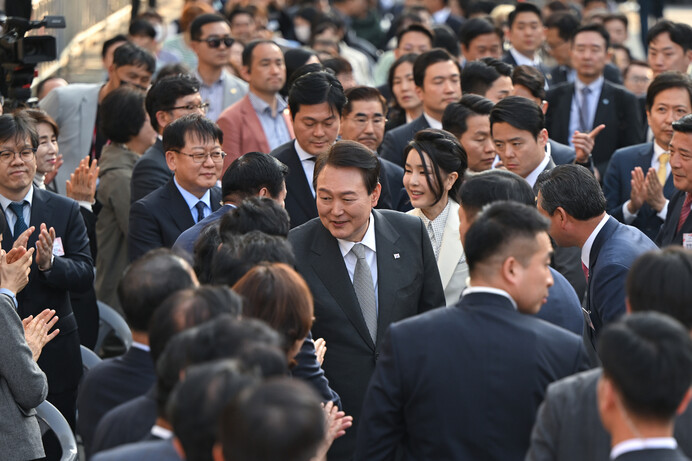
[524,151,551,188]
[462,285,518,310]
[337,213,379,313]
[295,140,317,197]
[423,112,443,130]
[581,213,610,270]
[610,437,678,460]
[509,48,541,67]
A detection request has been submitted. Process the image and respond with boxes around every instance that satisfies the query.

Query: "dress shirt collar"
[337,212,377,258]
[432,7,451,24]
[653,138,668,160]
[462,285,518,310]
[509,47,540,67]
[131,341,151,352]
[524,150,551,188]
[575,75,604,96]
[173,176,212,212]
[423,112,442,130]
[248,90,287,118]
[295,139,317,162]
[195,69,225,88]
[150,424,174,440]
[0,185,34,212]
[581,213,610,269]
[610,438,678,459]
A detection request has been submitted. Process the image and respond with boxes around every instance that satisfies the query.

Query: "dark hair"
[342,86,387,116]
[283,48,319,83]
[623,59,650,80]
[464,201,550,272]
[646,20,692,51]
[313,140,380,194]
[112,41,156,74]
[288,71,345,121]
[99,86,147,143]
[543,1,569,14]
[404,129,467,205]
[148,285,243,364]
[489,95,544,138]
[572,23,610,49]
[285,63,327,100]
[458,169,535,214]
[129,18,156,38]
[544,12,579,42]
[155,63,193,82]
[535,164,607,220]
[396,24,434,49]
[146,74,200,133]
[432,25,460,58]
[21,108,59,138]
[645,71,692,112]
[233,263,314,358]
[193,222,222,284]
[508,3,542,29]
[323,56,353,76]
[162,113,223,152]
[511,65,546,100]
[0,112,38,149]
[222,152,288,201]
[461,58,511,97]
[442,94,494,138]
[219,197,291,242]
[117,249,196,331]
[626,247,692,329]
[228,6,255,23]
[466,3,497,16]
[387,53,418,108]
[673,113,692,133]
[458,17,502,48]
[604,13,628,30]
[101,34,128,59]
[190,13,229,41]
[242,39,277,68]
[220,378,325,461]
[599,312,692,421]
[413,48,459,88]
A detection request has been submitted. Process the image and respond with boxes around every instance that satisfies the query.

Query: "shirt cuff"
[0,289,18,308]
[622,201,638,224]
[657,199,669,221]
[78,201,93,212]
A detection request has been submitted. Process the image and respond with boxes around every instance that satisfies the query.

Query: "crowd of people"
[2,0,692,459]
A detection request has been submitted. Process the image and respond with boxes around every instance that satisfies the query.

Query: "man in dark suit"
[78,250,197,456]
[380,48,461,167]
[658,114,692,247]
[598,313,692,461]
[354,201,589,461]
[501,3,550,78]
[458,17,503,65]
[604,72,691,241]
[128,114,223,262]
[270,71,346,229]
[423,0,464,35]
[545,24,643,177]
[289,141,445,460]
[0,113,93,429]
[536,165,657,348]
[131,74,207,203]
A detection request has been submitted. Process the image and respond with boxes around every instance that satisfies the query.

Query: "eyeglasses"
[166,102,210,113]
[195,36,234,48]
[347,116,387,128]
[0,148,36,163]
[172,150,226,163]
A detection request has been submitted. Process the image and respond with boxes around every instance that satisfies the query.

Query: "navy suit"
[354,291,589,461]
[657,189,692,247]
[92,439,181,461]
[172,203,234,255]
[548,139,576,165]
[536,268,584,335]
[128,179,222,262]
[603,143,676,240]
[501,52,551,78]
[546,63,623,87]
[130,139,172,203]
[586,217,657,339]
[379,115,429,167]
[615,449,691,461]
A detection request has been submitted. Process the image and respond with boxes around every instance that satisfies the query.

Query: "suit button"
[374,352,379,362]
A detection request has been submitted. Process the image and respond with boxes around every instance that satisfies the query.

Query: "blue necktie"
[8,202,28,237]
[194,201,206,223]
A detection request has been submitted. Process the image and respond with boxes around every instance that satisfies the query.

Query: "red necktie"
[581,262,589,281]
[677,193,692,234]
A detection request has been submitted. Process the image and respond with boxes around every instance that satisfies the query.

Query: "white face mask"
[294,25,311,44]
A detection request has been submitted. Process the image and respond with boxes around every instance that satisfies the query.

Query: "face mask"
[295,25,311,44]
[154,23,164,42]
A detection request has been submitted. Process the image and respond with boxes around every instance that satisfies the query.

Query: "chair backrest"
[36,401,78,461]
[95,301,133,358]
[80,345,102,373]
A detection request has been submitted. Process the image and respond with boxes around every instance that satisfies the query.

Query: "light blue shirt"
[569,76,604,148]
[197,71,227,122]
[173,177,212,222]
[248,91,292,151]
[0,186,34,237]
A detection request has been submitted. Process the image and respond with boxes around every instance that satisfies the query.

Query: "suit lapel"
[589,217,618,273]
[436,202,462,289]
[165,180,196,231]
[556,84,574,142]
[593,82,614,129]
[373,211,403,347]
[284,144,318,219]
[28,187,48,249]
[241,97,270,153]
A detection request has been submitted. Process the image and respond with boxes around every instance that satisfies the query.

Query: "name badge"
[684,234,692,250]
[53,237,65,257]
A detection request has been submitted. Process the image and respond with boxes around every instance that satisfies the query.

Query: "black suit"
[289,210,445,460]
[379,115,430,167]
[128,179,222,262]
[501,51,551,78]
[77,347,156,456]
[657,189,692,247]
[548,139,576,165]
[1,187,93,428]
[130,139,172,203]
[616,449,690,461]
[545,80,644,176]
[546,63,623,87]
[354,291,589,461]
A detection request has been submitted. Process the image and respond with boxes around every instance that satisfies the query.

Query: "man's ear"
[501,255,521,287]
[370,182,382,208]
[677,388,692,415]
[156,111,170,133]
[257,186,270,198]
[555,206,569,230]
[240,65,251,82]
[165,150,178,172]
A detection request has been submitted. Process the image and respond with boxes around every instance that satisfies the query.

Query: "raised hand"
[571,124,606,163]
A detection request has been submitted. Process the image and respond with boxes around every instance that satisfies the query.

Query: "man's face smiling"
[0,135,37,200]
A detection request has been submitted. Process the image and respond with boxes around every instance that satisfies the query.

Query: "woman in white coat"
[403,129,468,306]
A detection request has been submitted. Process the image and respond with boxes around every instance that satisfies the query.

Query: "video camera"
[0,14,66,106]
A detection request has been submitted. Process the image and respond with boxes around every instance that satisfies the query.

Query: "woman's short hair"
[99,86,148,143]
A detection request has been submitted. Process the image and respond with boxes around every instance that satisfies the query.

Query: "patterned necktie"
[579,86,592,133]
[351,243,377,343]
[658,152,670,185]
[677,193,692,234]
[8,202,28,237]
[194,201,206,224]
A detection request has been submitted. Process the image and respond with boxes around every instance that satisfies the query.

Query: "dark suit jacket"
[586,217,657,338]
[548,139,576,165]
[77,346,156,456]
[172,203,234,255]
[271,141,317,229]
[527,368,692,461]
[616,449,691,461]
[536,268,584,336]
[546,63,623,87]
[289,210,445,460]
[91,439,181,461]
[657,189,692,247]
[354,291,589,461]
[545,80,644,176]
[603,143,676,240]
[128,179,222,262]
[2,188,93,407]
[130,139,173,203]
[501,51,551,78]
[379,115,430,167]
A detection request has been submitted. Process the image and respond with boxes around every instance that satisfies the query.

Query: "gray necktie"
[351,243,377,343]
[579,86,592,133]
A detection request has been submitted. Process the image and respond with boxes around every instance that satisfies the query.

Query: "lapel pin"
[602,98,609,105]
[393,253,400,259]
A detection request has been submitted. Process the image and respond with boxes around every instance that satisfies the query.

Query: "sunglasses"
[196,36,234,48]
